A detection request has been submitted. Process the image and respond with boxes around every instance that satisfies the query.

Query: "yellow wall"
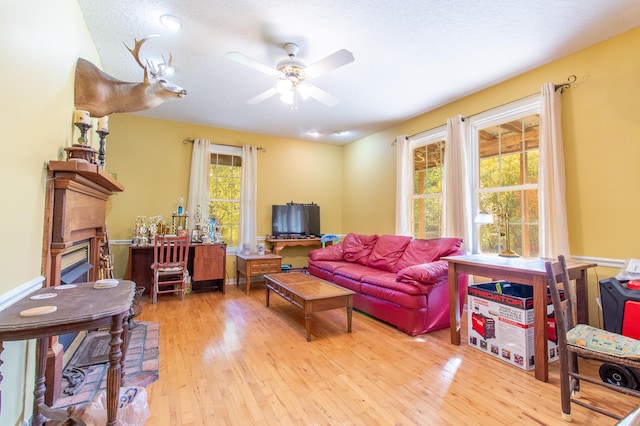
[0,1,101,424]
[342,27,640,325]
[105,114,343,275]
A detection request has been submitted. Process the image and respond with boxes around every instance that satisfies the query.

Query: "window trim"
[467,95,541,254]
[409,126,446,239]
[209,144,243,253]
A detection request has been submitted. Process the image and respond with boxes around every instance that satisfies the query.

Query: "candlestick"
[74,122,91,145]
[96,129,109,167]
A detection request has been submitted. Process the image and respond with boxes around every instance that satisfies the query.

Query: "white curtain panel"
[539,83,570,258]
[395,135,411,236]
[443,115,470,248]
[187,138,211,233]
[239,145,258,252]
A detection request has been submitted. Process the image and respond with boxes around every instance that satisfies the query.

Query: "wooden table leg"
[575,268,589,324]
[533,275,549,382]
[305,312,312,342]
[449,265,461,345]
[347,305,353,333]
[32,336,48,426]
[120,317,130,384]
[265,286,271,307]
[106,312,126,426]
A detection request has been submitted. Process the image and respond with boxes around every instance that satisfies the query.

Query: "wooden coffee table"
[264,273,354,341]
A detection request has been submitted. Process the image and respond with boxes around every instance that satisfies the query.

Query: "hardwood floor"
[136,283,638,425]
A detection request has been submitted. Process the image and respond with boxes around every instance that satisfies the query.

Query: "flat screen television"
[271,203,320,237]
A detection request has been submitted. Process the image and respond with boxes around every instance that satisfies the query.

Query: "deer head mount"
[74,37,187,117]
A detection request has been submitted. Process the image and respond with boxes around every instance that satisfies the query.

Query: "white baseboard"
[0,276,44,312]
[571,255,624,269]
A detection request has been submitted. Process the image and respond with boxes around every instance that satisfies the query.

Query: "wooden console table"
[442,254,596,382]
[126,243,226,294]
[0,280,135,426]
[266,237,324,255]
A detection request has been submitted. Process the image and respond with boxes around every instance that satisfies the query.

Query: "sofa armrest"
[396,260,449,285]
[308,243,344,261]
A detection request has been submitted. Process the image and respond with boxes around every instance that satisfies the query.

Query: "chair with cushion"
[151,235,190,304]
[545,255,640,421]
[320,233,340,248]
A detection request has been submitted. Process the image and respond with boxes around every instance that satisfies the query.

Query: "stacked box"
[467,281,560,371]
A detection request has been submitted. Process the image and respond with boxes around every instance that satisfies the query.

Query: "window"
[410,128,446,239]
[470,97,541,256]
[209,146,242,248]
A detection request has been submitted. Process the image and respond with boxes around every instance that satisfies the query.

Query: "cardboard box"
[467,281,560,371]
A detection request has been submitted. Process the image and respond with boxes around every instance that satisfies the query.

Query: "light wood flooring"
[135,282,638,425]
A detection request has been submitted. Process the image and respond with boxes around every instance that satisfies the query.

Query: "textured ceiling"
[77,1,640,144]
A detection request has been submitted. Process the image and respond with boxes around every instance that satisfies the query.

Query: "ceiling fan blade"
[246,87,280,104]
[304,49,354,79]
[226,52,281,77]
[304,84,340,107]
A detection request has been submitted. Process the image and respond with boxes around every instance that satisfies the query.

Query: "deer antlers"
[124,36,173,82]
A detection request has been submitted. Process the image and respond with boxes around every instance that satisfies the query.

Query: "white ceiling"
[77,1,640,145]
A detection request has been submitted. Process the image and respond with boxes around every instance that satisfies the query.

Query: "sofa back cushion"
[394,237,463,271]
[366,235,412,272]
[342,233,378,265]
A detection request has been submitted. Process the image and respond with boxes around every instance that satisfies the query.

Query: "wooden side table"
[0,281,135,426]
[236,253,282,294]
[442,254,596,382]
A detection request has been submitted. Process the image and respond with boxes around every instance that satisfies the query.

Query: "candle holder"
[96,130,109,167]
[74,122,91,145]
[65,122,97,163]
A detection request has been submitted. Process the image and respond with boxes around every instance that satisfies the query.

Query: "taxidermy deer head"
[74,37,187,117]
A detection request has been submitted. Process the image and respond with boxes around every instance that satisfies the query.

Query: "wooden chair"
[150,235,190,304]
[545,255,640,421]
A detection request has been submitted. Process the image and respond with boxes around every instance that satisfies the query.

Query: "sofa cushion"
[366,235,412,272]
[333,262,377,281]
[308,243,344,261]
[396,260,449,285]
[342,233,378,265]
[361,271,424,296]
[394,237,463,271]
[360,282,428,309]
[308,259,348,274]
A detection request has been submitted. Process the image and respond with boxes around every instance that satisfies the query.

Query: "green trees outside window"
[209,153,242,248]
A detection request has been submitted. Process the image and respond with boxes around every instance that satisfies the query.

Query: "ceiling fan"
[226,43,354,106]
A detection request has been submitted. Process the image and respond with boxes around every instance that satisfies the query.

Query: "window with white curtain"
[209,144,242,248]
[410,127,446,239]
[469,97,541,256]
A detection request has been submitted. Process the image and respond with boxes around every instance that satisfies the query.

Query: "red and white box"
[467,281,560,371]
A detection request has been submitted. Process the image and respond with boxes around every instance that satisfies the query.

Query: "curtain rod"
[182,138,266,153]
[393,75,577,145]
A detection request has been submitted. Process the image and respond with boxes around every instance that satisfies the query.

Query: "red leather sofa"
[307,233,468,336]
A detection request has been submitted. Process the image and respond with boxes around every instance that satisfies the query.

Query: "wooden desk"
[266,237,324,255]
[126,243,226,294]
[236,253,282,294]
[0,281,135,426]
[442,254,596,382]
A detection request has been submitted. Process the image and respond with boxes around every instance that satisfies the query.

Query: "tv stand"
[266,237,324,255]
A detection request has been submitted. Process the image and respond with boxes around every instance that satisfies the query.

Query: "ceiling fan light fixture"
[276,79,293,94]
[159,14,182,32]
[280,91,294,104]
[297,83,311,100]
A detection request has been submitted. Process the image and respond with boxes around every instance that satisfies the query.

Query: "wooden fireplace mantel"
[41,159,124,404]
[48,160,124,193]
